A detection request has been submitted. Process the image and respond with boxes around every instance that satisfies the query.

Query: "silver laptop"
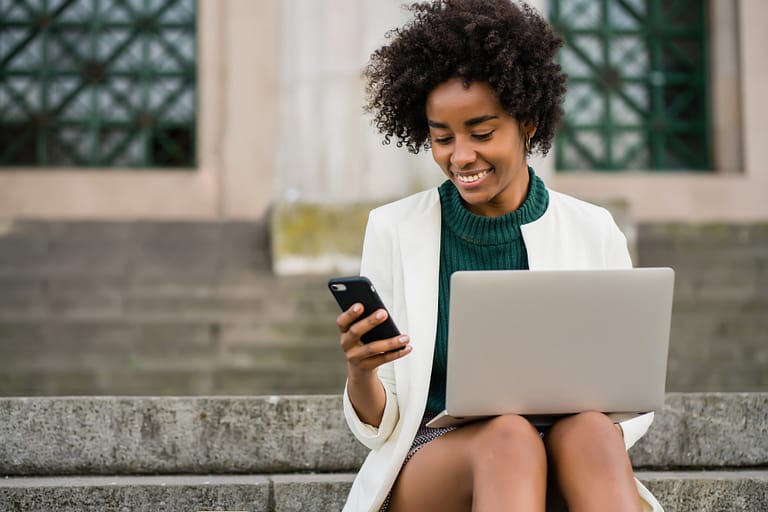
[426,268,674,429]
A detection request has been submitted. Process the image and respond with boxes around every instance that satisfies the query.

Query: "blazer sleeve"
[597,207,656,448]
[600,206,634,268]
[620,411,654,450]
[342,208,400,450]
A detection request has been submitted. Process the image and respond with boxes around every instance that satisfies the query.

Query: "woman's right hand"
[337,303,411,426]
[337,303,412,378]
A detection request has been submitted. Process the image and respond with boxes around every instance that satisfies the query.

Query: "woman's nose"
[450,139,476,168]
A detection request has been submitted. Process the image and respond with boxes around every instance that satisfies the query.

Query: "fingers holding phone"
[340,306,411,372]
[330,277,412,374]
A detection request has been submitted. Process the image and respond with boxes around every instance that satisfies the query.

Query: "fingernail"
[353,304,362,313]
[375,310,386,320]
[399,335,409,344]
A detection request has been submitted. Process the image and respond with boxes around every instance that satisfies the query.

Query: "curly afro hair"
[365,0,567,155]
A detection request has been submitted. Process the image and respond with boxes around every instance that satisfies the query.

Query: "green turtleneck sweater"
[425,167,550,416]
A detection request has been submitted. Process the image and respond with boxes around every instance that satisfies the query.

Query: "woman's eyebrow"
[465,115,498,126]
[427,115,498,129]
[427,120,449,129]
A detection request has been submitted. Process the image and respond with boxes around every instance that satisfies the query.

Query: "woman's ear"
[521,121,537,140]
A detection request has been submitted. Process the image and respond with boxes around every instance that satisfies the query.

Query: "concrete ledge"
[0,396,366,476]
[0,472,765,512]
[637,471,768,512]
[631,393,768,468]
[271,473,354,512]
[1,393,766,475]
[0,475,273,512]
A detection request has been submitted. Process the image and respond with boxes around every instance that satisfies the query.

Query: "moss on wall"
[271,202,378,263]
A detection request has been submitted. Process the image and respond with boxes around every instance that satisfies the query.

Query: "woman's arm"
[340,208,410,448]
[338,304,409,426]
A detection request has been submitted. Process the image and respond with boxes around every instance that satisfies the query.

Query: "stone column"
[273,0,439,274]
[740,0,768,179]
[525,0,556,183]
[276,0,438,207]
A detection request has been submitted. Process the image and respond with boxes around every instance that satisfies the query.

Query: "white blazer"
[342,186,663,512]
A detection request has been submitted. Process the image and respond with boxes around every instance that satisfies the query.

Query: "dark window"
[550,0,711,171]
[0,0,197,168]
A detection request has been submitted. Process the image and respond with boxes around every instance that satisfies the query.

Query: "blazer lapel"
[395,201,441,410]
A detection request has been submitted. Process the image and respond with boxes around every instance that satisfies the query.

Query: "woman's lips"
[454,168,493,184]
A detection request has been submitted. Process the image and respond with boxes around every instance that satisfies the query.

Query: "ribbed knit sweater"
[425,168,550,416]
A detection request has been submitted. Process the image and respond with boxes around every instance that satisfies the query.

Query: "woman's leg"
[544,411,643,512]
[389,415,547,512]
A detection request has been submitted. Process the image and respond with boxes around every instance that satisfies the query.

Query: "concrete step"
[0,274,338,324]
[636,223,768,308]
[1,471,766,512]
[1,394,765,476]
[637,222,768,246]
[637,471,768,512]
[0,325,343,374]
[0,319,339,353]
[0,364,347,397]
[4,276,766,329]
[0,220,271,277]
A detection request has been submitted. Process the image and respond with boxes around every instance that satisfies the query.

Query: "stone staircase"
[637,224,768,392]
[0,220,766,396]
[0,219,345,396]
[0,393,766,511]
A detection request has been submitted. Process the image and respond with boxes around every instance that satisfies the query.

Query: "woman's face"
[426,78,534,217]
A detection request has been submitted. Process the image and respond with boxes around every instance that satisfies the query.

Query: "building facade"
[1,0,766,225]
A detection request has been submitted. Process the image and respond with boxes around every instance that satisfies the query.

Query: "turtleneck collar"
[438,166,549,246]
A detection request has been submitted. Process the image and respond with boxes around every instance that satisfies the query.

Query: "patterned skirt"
[378,413,458,512]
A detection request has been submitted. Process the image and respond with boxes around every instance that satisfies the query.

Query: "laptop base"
[426,410,646,429]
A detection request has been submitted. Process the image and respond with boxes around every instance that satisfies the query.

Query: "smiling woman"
[426,79,533,217]
[334,1,664,511]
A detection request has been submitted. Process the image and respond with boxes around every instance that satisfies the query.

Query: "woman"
[336,1,663,511]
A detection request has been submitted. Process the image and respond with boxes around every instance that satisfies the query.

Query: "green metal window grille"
[0,0,197,168]
[550,0,711,171]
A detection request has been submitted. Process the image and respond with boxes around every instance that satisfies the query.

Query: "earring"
[525,133,531,153]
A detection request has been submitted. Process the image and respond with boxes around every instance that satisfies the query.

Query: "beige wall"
[0,0,766,223]
[0,0,280,220]
[275,0,437,206]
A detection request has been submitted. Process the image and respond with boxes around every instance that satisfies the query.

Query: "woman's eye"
[473,131,494,140]
[433,136,453,145]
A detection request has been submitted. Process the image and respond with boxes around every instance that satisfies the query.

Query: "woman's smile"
[454,167,493,185]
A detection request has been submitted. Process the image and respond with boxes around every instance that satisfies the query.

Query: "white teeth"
[456,169,490,183]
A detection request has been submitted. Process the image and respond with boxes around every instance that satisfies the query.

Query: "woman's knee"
[545,411,626,464]
[549,411,617,436]
[473,415,546,464]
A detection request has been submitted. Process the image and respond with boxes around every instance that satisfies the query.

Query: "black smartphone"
[328,276,401,344]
